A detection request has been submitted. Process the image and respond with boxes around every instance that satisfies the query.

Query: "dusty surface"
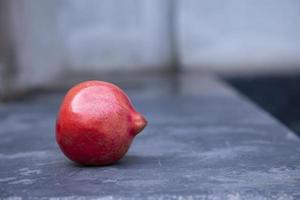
[0,74,300,199]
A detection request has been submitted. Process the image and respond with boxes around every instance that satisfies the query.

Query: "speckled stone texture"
[0,74,300,199]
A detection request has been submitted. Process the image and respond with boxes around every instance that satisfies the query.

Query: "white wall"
[5,0,172,91]
[178,0,300,74]
[1,0,300,95]
[8,0,64,90]
[59,0,172,72]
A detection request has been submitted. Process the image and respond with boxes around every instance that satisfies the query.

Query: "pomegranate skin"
[56,81,147,166]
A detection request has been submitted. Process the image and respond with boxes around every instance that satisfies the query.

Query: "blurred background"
[1,0,300,134]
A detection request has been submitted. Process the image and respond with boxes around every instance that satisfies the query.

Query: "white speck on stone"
[158,159,162,167]
[116,179,167,187]
[0,151,48,159]
[2,197,22,200]
[19,168,41,176]
[102,179,118,184]
[285,131,299,141]
[276,193,295,200]
[48,196,115,200]
[185,146,258,161]
[0,177,17,182]
[227,193,241,200]
[35,160,65,166]
[9,179,34,185]
[269,166,290,173]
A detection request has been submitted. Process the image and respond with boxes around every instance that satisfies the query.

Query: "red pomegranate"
[55,81,147,165]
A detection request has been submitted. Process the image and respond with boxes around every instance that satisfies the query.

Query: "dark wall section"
[226,74,300,136]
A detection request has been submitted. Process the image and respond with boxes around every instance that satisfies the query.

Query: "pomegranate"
[55,80,147,165]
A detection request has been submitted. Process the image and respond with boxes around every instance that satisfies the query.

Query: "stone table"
[0,74,300,199]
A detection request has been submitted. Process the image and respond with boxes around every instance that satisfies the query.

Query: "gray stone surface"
[0,74,300,199]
